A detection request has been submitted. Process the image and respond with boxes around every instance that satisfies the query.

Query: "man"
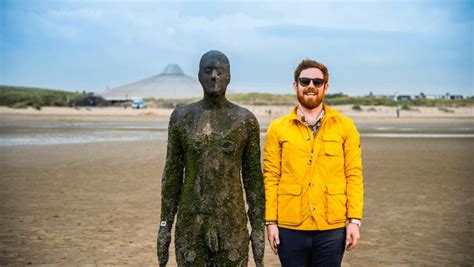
[263,59,364,266]
[157,50,265,266]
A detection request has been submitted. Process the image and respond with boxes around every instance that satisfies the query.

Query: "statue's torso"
[173,102,252,218]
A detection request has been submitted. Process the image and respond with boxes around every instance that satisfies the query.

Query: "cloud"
[1,0,472,95]
[47,6,103,21]
[261,1,457,33]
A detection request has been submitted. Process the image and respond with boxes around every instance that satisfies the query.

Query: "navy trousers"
[277,227,346,267]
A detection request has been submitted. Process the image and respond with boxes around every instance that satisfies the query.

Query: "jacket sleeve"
[343,119,364,219]
[263,121,281,222]
[159,110,184,227]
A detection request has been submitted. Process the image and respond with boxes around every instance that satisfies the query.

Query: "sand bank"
[1,105,472,123]
[0,137,473,265]
[0,105,473,265]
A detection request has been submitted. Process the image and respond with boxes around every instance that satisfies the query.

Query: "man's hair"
[294,59,329,83]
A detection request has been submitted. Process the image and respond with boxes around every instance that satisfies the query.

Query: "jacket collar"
[289,104,340,122]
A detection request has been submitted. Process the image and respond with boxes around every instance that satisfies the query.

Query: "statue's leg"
[209,222,249,267]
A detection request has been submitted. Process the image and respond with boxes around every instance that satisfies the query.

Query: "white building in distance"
[101,64,202,100]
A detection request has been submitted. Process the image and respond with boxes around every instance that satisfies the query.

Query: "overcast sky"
[1,0,473,96]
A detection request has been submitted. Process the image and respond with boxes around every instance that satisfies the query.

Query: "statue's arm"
[242,115,265,266]
[157,110,184,266]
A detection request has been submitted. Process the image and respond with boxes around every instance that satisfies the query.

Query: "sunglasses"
[298,77,325,87]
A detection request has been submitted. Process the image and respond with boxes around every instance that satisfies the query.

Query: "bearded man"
[263,59,364,266]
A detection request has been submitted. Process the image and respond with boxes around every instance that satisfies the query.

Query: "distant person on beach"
[263,59,364,266]
[157,50,265,266]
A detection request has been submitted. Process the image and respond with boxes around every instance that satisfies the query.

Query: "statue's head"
[198,50,230,98]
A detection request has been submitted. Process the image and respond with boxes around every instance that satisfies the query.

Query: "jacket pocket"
[277,183,302,225]
[325,183,347,224]
[322,134,343,156]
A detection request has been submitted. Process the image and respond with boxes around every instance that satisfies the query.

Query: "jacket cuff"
[347,211,363,220]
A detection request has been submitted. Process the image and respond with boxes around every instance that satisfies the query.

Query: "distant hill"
[143,92,473,109]
[0,85,108,109]
[1,85,472,109]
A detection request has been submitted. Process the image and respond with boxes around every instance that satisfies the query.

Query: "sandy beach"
[0,105,473,265]
[0,104,473,120]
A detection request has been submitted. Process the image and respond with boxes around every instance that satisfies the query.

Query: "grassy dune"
[0,85,106,109]
[1,85,472,109]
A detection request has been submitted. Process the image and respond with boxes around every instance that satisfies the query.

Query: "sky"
[1,0,473,96]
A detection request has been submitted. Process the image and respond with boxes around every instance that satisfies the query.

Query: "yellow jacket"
[263,105,364,230]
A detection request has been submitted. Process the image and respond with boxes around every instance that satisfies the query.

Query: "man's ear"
[293,81,298,93]
[323,83,329,94]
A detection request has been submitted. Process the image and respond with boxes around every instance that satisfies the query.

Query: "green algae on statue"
[157,50,265,266]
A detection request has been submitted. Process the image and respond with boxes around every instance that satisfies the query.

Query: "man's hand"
[157,226,172,267]
[345,223,360,251]
[250,229,265,267]
[266,224,280,255]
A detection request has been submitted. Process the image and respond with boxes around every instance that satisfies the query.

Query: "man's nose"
[306,83,316,89]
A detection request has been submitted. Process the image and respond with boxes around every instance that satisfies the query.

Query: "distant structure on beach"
[373,92,465,101]
[100,64,201,100]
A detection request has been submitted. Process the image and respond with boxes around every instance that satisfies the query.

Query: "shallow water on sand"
[0,121,169,146]
[1,120,473,146]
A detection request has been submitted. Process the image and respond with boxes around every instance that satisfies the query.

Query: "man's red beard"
[297,87,325,110]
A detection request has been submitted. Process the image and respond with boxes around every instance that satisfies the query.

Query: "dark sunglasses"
[298,77,325,87]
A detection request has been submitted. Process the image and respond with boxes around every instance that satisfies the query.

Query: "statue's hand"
[157,226,172,267]
[250,229,265,267]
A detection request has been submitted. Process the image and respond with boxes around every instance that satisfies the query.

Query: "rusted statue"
[157,50,265,266]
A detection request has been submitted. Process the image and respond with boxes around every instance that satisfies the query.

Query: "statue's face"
[199,54,230,97]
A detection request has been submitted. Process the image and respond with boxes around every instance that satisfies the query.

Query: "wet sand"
[1,106,473,265]
[1,136,473,265]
